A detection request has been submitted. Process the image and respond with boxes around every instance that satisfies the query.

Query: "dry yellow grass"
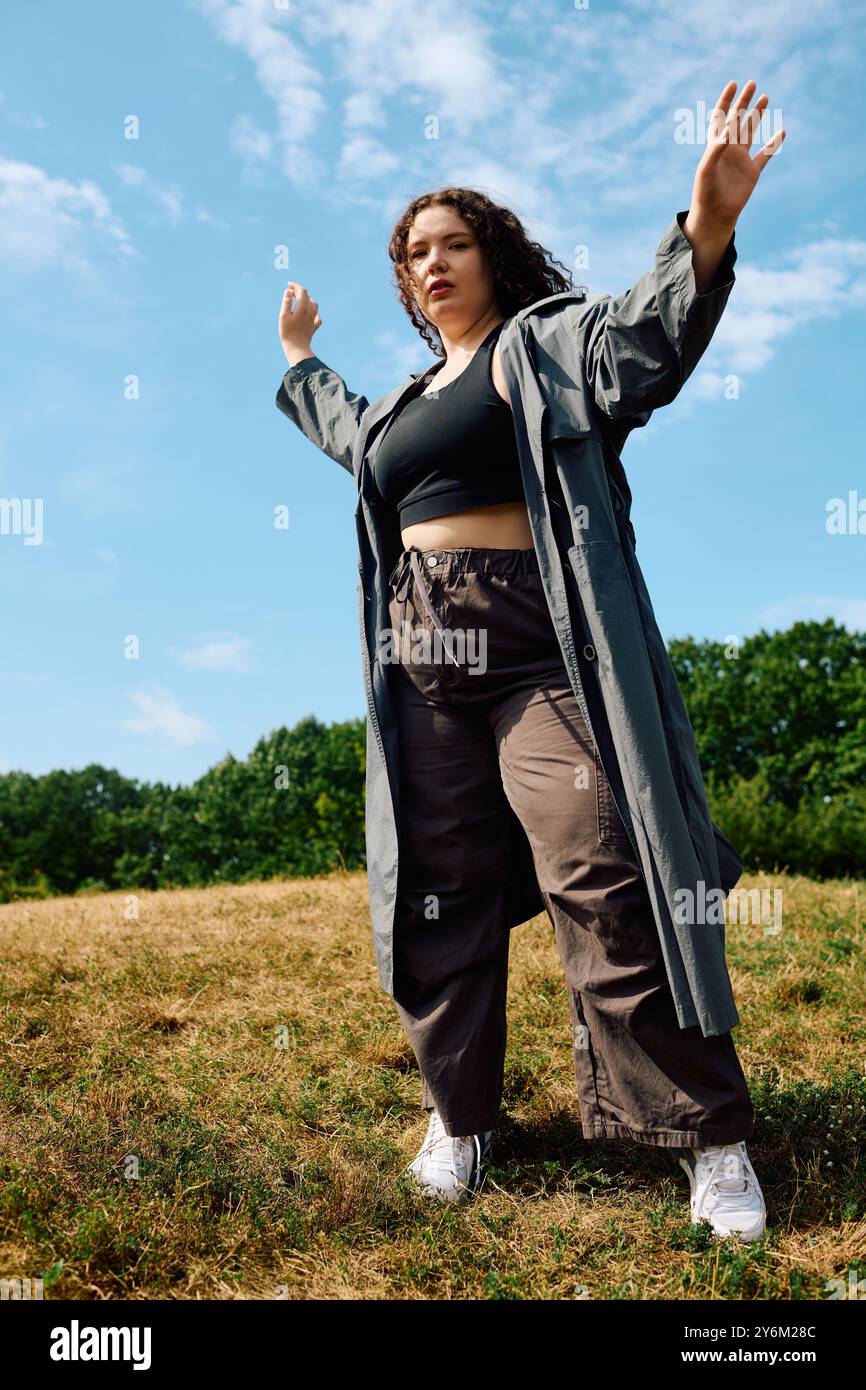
[0,869,863,1300]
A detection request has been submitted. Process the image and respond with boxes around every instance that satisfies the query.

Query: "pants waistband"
[387,546,540,686]
[388,544,539,588]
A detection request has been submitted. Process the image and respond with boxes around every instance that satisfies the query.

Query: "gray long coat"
[276,208,745,1037]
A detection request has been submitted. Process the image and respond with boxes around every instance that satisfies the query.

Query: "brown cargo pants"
[384,544,755,1148]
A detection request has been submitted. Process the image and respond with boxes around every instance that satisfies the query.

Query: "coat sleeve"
[574,209,737,421]
[275,355,370,476]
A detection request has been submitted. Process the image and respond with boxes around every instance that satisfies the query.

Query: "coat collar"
[404,288,590,378]
[514,288,588,321]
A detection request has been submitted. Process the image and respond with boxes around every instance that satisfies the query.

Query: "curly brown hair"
[388,185,581,358]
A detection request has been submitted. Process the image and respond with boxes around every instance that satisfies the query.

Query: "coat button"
[426,554,439,567]
[583,643,596,660]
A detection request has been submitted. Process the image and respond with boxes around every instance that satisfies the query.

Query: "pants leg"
[386,591,513,1139]
[492,677,756,1148]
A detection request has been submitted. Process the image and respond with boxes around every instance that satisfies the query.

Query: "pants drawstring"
[391,550,463,683]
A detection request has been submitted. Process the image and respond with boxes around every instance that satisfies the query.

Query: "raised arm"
[573,211,737,421]
[576,79,785,421]
[275,281,369,476]
[276,356,370,476]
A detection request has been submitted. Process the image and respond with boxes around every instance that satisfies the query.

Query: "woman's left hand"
[688,79,786,235]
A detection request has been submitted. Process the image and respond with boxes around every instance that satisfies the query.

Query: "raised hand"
[279,281,322,367]
[689,79,786,234]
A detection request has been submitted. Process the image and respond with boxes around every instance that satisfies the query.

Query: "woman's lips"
[429,284,454,298]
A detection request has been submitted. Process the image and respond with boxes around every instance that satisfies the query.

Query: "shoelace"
[697,1143,753,1203]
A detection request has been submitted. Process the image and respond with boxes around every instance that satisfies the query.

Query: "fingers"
[752,127,786,174]
[727,83,753,147]
[708,81,738,144]
[285,280,308,308]
[731,79,756,116]
[709,82,777,156]
[712,79,739,120]
[743,94,769,147]
[710,79,758,143]
[283,281,319,316]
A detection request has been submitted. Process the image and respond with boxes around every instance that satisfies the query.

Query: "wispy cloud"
[118,687,216,746]
[713,235,866,374]
[653,229,866,413]
[0,157,136,273]
[229,111,272,170]
[192,0,866,393]
[190,0,858,227]
[115,163,185,225]
[0,89,48,130]
[194,0,327,185]
[177,633,254,672]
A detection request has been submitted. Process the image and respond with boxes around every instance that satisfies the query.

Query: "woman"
[276,81,784,1240]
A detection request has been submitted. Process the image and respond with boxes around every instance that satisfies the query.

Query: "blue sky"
[2,0,864,786]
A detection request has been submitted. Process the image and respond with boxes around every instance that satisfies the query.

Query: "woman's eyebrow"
[407,232,470,249]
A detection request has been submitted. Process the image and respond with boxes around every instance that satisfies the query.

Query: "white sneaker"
[402,1107,493,1204]
[676,1141,767,1241]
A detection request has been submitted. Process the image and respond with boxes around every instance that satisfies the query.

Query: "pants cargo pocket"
[594,745,633,849]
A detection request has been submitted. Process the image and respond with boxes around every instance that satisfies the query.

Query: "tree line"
[1,620,863,901]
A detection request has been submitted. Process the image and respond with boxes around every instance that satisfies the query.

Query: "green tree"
[670,620,866,804]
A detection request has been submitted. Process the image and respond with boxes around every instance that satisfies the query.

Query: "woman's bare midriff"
[400,499,534,551]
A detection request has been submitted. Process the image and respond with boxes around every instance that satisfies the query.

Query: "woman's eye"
[411,242,466,258]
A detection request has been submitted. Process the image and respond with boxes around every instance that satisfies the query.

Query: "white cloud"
[641,228,866,411]
[0,156,136,273]
[0,89,48,130]
[118,687,216,746]
[229,111,272,166]
[115,163,185,225]
[194,0,327,185]
[190,0,865,394]
[337,134,401,183]
[190,0,857,238]
[177,633,254,672]
[712,236,866,373]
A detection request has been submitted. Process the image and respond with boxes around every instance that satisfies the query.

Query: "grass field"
[1,870,863,1301]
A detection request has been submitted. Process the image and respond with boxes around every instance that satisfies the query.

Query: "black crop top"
[373,321,525,527]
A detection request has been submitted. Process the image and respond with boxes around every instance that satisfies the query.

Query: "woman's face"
[405,205,497,333]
